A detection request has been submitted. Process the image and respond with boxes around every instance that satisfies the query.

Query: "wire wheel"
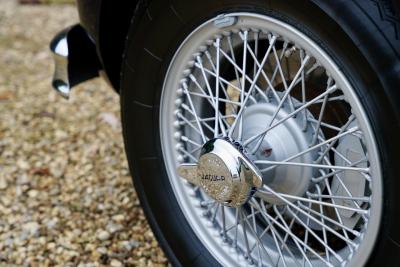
[159,13,382,267]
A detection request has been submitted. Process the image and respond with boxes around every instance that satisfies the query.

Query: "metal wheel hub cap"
[178,138,263,207]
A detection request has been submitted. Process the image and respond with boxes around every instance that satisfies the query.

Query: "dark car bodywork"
[76,0,138,91]
[51,0,400,99]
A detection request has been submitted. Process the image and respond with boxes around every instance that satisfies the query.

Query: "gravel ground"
[0,1,169,266]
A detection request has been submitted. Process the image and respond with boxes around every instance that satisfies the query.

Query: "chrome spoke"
[241,33,281,103]
[227,35,278,138]
[257,190,368,215]
[257,126,358,173]
[240,208,275,265]
[286,206,344,262]
[255,160,369,173]
[180,102,215,135]
[311,157,369,183]
[204,50,239,117]
[266,52,311,123]
[216,39,273,104]
[315,115,356,163]
[243,84,338,147]
[214,38,221,138]
[271,45,296,113]
[181,82,207,143]
[251,199,332,267]
[237,31,248,141]
[193,62,258,104]
[296,201,361,237]
[310,77,332,145]
[260,204,302,267]
[306,192,370,203]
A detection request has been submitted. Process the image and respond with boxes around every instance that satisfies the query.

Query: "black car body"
[51,1,141,97]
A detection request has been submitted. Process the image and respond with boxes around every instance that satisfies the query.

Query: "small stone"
[97,230,111,241]
[106,223,123,234]
[46,218,58,229]
[37,236,46,245]
[110,259,123,267]
[96,247,107,254]
[1,197,11,207]
[17,174,30,185]
[16,159,30,170]
[121,197,130,205]
[54,129,68,139]
[21,222,40,236]
[47,242,56,250]
[28,189,39,198]
[99,112,120,130]
[0,177,8,190]
[120,240,139,251]
[4,238,14,247]
[111,214,125,222]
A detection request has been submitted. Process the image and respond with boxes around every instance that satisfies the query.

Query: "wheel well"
[98,1,139,92]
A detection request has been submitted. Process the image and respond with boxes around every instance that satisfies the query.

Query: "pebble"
[46,218,58,229]
[112,214,125,222]
[96,247,107,254]
[28,189,39,198]
[21,222,40,236]
[17,174,30,185]
[16,159,30,170]
[121,240,139,250]
[106,223,123,234]
[97,230,111,241]
[110,259,123,267]
[0,180,7,190]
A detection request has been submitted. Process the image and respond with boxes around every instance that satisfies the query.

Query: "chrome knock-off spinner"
[177,138,263,207]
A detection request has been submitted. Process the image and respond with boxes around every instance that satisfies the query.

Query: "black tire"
[120,1,400,266]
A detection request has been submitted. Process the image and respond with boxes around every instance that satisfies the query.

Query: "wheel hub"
[178,100,319,206]
[241,102,318,204]
[177,138,263,207]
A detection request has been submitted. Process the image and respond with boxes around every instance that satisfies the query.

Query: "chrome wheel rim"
[160,13,382,267]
